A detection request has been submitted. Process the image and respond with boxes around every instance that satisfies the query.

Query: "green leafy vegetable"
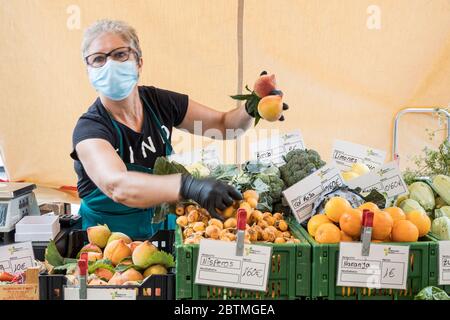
[211,161,285,212]
[152,157,190,223]
[153,157,189,176]
[144,251,175,268]
[404,140,450,185]
[53,263,78,275]
[114,264,143,273]
[414,286,450,300]
[209,164,240,183]
[44,240,64,267]
[230,86,262,126]
[88,259,115,274]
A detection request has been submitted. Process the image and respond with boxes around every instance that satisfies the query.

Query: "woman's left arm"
[178,99,253,140]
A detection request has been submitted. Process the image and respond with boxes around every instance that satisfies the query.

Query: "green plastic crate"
[298,226,438,300]
[427,233,450,294]
[175,221,311,300]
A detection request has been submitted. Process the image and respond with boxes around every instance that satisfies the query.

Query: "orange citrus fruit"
[324,197,352,223]
[372,211,394,240]
[384,207,406,223]
[358,202,379,213]
[406,210,431,237]
[340,231,353,242]
[392,220,419,242]
[315,223,341,244]
[339,209,362,237]
[307,214,331,237]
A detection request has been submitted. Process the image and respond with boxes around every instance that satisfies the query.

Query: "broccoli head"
[280,148,326,187]
[253,173,285,204]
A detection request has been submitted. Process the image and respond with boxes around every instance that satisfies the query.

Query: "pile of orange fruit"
[307,197,431,244]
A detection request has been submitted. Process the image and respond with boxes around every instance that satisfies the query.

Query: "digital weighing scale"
[0,182,40,232]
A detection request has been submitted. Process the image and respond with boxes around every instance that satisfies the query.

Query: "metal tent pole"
[392,107,450,161]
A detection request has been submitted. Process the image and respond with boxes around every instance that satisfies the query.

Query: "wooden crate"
[0,268,39,300]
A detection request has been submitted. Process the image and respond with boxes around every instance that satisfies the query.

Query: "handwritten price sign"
[0,242,35,274]
[169,144,221,168]
[194,239,272,292]
[346,161,408,199]
[337,242,409,290]
[439,241,450,285]
[282,164,345,224]
[250,130,305,166]
[331,140,386,171]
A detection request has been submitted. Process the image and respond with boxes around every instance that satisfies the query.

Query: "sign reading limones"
[346,161,408,199]
[250,130,305,166]
[282,164,344,224]
[337,242,409,290]
[331,140,387,171]
[194,239,272,292]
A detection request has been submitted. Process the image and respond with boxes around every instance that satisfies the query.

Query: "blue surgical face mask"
[88,59,138,101]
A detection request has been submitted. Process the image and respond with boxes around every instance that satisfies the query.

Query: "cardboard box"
[0,268,39,300]
[39,202,71,215]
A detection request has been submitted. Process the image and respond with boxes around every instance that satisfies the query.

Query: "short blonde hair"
[81,19,142,59]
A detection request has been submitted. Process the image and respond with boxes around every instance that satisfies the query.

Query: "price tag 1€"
[337,242,409,290]
[346,161,408,199]
[439,241,450,285]
[282,164,345,224]
[194,239,272,292]
[250,130,305,166]
[0,242,35,274]
[331,140,387,172]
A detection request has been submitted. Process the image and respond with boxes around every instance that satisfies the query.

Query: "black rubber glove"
[179,174,243,220]
[245,70,289,121]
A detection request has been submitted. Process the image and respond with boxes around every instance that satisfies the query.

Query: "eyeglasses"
[85,47,138,68]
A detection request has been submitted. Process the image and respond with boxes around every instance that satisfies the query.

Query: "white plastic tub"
[15,215,60,242]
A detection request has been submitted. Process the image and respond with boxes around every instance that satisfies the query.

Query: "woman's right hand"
[179,174,243,220]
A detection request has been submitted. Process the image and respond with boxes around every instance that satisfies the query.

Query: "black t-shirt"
[71,85,189,198]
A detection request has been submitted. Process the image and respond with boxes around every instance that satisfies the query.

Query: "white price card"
[346,161,408,199]
[169,144,221,168]
[337,242,409,290]
[282,164,345,224]
[250,130,305,166]
[439,241,450,285]
[0,242,35,274]
[332,140,387,171]
[194,239,272,292]
[64,287,137,300]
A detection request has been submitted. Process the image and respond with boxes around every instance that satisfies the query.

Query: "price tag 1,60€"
[194,239,272,292]
[346,161,408,200]
[439,241,450,285]
[282,164,345,224]
[337,242,409,290]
